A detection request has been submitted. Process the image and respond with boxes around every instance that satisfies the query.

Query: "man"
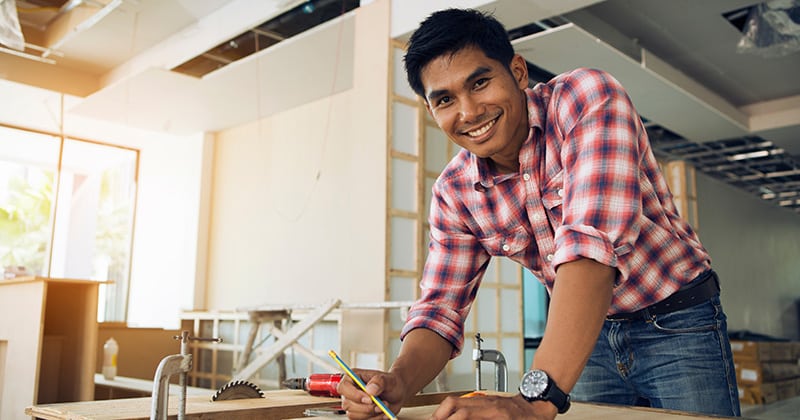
[338,8,740,420]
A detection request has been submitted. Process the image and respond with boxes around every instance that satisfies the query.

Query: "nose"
[458,95,485,123]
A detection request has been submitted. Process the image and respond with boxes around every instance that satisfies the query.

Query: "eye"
[473,78,489,89]
[435,96,452,107]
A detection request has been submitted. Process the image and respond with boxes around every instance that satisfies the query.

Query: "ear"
[424,100,434,118]
[510,54,529,89]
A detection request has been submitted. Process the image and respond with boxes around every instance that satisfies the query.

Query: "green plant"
[0,170,54,275]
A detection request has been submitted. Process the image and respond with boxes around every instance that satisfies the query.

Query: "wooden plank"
[26,388,732,420]
[26,390,340,420]
[299,400,730,419]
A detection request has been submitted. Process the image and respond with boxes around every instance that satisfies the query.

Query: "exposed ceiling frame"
[9,0,124,64]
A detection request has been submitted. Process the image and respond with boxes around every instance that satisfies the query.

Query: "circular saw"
[211,380,265,401]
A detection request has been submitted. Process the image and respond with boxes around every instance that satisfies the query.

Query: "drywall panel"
[205,0,388,310]
[390,0,604,39]
[70,13,356,135]
[513,24,749,143]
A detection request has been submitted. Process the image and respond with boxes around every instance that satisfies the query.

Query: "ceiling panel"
[513,23,749,143]
[67,11,356,134]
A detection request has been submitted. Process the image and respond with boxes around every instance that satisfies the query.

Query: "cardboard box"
[739,378,800,405]
[731,340,800,362]
[735,360,800,384]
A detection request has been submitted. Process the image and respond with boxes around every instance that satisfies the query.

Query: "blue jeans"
[571,295,741,417]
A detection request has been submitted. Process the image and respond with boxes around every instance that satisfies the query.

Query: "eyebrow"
[425,65,493,103]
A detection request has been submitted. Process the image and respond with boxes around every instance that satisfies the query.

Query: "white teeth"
[468,119,495,137]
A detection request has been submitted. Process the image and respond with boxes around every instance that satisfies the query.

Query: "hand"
[430,393,558,420]
[336,368,407,420]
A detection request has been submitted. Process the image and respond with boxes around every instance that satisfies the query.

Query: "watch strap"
[545,379,571,414]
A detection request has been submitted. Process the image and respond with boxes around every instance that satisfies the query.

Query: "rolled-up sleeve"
[400,181,490,358]
[550,69,642,280]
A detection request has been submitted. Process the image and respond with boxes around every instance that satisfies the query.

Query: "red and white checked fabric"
[401,68,711,356]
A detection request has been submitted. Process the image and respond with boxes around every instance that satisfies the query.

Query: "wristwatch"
[518,369,571,414]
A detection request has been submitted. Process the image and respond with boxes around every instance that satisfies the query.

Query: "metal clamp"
[472,333,507,392]
[150,331,221,420]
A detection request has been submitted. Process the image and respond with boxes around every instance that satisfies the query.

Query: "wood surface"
[25,388,733,420]
[401,403,726,419]
[25,390,340,420]
[300,401,730,420]
[24,390,466,420]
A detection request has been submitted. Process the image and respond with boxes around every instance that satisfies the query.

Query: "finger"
[336,375,369,402]
[431,395,513,420]
[430,395,458,419]
[341,395,382,420]
[353,368,385,396]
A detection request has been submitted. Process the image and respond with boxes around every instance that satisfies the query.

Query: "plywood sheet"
[26,390,340,420]
[301,401,728,420]
[404,403,725,419]
[27,389,730,420]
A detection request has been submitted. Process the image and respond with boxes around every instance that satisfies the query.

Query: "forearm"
[389,328,453,402]
[533,258,615,392]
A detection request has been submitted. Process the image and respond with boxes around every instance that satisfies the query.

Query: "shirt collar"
[472,87,543,191]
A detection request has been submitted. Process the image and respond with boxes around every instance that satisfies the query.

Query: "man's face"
[421,45,530,173]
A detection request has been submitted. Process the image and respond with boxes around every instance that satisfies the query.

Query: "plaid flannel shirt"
[401,68,711,356]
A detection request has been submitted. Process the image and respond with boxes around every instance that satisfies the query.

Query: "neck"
[490,158,519,174]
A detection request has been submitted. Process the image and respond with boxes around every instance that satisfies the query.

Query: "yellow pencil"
[328,350,397,419]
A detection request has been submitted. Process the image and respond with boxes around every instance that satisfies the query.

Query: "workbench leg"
[237,316,261,374]
[275,319,286,385]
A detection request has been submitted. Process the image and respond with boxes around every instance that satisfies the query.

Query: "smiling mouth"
[465,117,498,137]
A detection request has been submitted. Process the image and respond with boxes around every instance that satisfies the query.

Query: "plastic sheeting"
[0,0,24,51]
[737,0,800,58]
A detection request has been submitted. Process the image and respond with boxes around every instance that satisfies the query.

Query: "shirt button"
[532,213,542,221]
[523,173,531,181]
[557,189,564,197]
[546,254,554,262]
[502,244,511,252]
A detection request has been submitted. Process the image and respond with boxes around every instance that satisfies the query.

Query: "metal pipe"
[472,334,483,391]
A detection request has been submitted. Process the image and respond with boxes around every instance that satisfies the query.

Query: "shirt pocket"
[541,171,564,223]
[477,225,531,257]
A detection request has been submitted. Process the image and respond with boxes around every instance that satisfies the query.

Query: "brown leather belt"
[607,270,719,321]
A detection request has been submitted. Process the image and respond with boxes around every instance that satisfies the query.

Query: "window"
[0,125,138,322]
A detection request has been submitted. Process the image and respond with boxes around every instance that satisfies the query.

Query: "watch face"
[520,369,549,399]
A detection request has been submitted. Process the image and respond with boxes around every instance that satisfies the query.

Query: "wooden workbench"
[25,389,340,420]
[25,389,736,419]
[299,403,732,419]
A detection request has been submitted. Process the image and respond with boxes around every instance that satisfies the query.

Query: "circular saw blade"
[211,380,265,401]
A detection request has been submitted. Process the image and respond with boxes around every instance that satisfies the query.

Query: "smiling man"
[336,8,741,420]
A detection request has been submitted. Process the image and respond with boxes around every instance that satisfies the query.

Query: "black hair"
[403,8,515,99]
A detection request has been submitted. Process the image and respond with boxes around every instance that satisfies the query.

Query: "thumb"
[365,380,381,396]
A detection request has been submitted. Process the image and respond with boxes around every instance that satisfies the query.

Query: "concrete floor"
[741,395,800,419]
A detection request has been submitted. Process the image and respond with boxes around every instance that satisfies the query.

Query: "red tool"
[282,373,344,397]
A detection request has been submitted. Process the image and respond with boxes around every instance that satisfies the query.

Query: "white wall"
[697,173,800,340]
[205,1,389,311]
